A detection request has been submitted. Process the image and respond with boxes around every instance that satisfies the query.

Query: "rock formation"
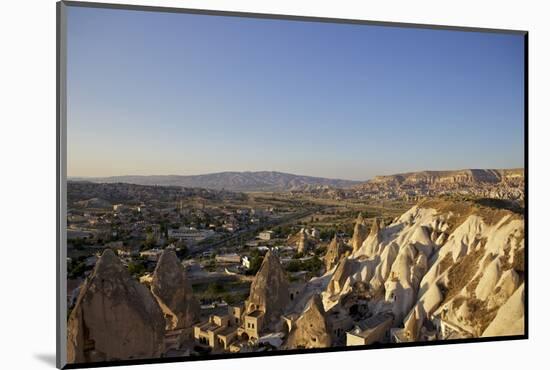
[150,249,200,330]
[357,218,383,257]
[350,213,368,252]
[245,250,289,329]
[324,235,346,271]
[483,284,524,337]
[369,218,382,242]
[328,257,356,296]
[285,294,331,349]
[353,169,524,201]
[67,249,165,363]
[367,169,523,186]
[321,198,525,343]
[297,228,309,254]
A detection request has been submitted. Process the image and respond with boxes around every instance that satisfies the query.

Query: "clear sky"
[67,6,525,181]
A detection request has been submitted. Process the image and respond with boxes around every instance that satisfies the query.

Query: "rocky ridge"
[318,198,525,341]
[284,198,525,347]
[354,168,524,201]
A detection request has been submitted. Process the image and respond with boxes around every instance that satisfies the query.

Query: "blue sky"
[67,6,525,180]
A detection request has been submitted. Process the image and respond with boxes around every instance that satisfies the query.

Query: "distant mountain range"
[70,168,524,193]
[70,171,362,192]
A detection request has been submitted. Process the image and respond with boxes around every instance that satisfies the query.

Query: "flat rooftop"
[350,313,393,338]
[217,326,238,337]
[197,321,219,332]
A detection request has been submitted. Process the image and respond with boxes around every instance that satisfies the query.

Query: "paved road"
[190,206,325,256]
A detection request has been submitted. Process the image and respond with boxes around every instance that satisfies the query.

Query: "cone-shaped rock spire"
[245,250,289,329]
[151,249,200,330]
[67,249,165,363]
[285,294,331,349]
[351,213,368,252]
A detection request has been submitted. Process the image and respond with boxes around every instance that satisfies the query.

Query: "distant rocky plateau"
[291,168,524,201]
[353,168,524,201]
[363,168,523,187]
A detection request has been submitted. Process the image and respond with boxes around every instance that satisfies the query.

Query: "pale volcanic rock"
[297,229,310,254]
[328,257,356,296]
[245,250,290,328]
[435,232,447,246]
[409,226,435,257]
[384,279,416,323]
[320,199,524,341]
[399,283,443,342]
[356,218,384,257]
[369,218,382,241]
[151,249,200,330]
[417,284,443,317]
[350,213,368,252]
[369,242,400,293]
[324,235,346,271]
[67,249,165,363]
[402,305,422,341]
[487,269,520,310]
[483,284,524,337]
[475,258,502,301]
[354,169,524,201]
[285,294,332,349]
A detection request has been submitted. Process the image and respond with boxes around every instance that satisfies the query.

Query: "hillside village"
[66,170,525,364]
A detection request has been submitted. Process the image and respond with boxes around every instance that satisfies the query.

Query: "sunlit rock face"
[321,199,525,341]
[245,250,290,329]
[285,294,332,349]
[151,248,200,330]
[67,249,165,363]
[325,235,346,271]
[350,213,368,253]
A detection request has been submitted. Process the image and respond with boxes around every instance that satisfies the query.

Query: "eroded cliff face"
[151,249,200,330]
[285,294,332,349]
[350,213,368,253]
[321,199,525,341]
[297,229,309,254]
[355,169,524,201]
[245,250,290,329]
[325,235,347,271]
[367,169,524,186]
[67,249,165,363]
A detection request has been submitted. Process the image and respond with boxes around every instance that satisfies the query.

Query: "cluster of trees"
[196,281,249,306]
[69,237,94,250]
[127,260,146,276]
[285,256,323,275]
[318,224,354,240]
[67,257,88,279]
[272,225,293,238]
[245,249,264,275]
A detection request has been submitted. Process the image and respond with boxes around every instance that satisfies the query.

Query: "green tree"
[247,255,264,275]
[175,245,188,260]
[207,282,226,295]
[128,261,146,276]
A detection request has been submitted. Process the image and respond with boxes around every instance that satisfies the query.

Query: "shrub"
[128,261,146,276]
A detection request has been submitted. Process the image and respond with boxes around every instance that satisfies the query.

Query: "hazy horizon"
[68,166,526,183]
[67,6,525,180]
